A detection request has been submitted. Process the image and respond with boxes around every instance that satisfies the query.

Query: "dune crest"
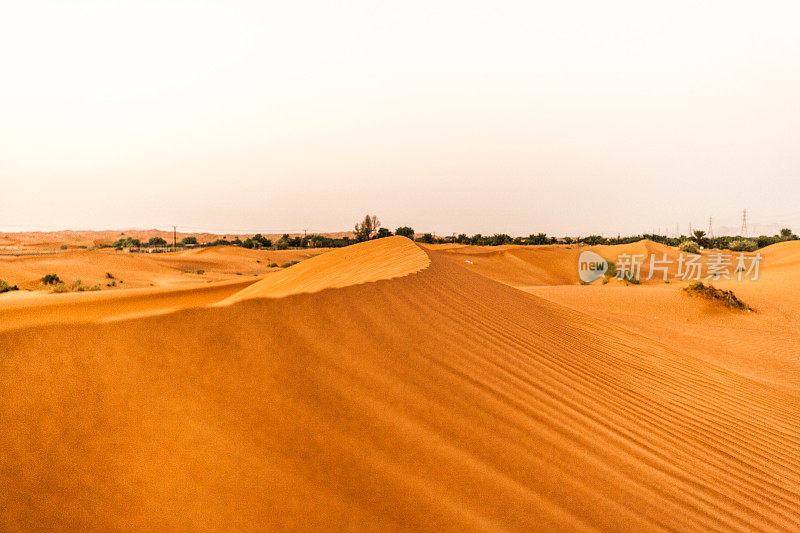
[221,236,430,303]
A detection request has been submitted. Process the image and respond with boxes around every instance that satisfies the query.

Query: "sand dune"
[431,240,684,287]
[1,237,798,530]
[223,236,429,302]
[0,246,328,291]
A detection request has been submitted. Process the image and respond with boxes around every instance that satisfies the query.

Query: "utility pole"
[740,209,748,236]
[173,226,177,251]
[708,216,713,238]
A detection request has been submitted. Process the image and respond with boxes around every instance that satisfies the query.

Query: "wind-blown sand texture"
[1,236,798,531]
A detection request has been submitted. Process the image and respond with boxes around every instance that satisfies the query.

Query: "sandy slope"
[0,246,328,291]
[1,237,798,531]
[431,240,683,286]
[223,236,429,302]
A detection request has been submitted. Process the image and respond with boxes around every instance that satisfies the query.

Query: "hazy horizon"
[2,1,799,236]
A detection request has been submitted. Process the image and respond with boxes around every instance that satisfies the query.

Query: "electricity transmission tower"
[740,209,748,236]
[707,216,714,238]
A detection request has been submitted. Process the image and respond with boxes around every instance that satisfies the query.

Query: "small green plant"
[268,262,278,268]
[41,273,62,285]
[59,244,68,250]
[0,279,19,293]
[281,261,300,268]
[105,272,115,279]
[196,269,205,275]
[50,282,68,293]
[683,281,753,311]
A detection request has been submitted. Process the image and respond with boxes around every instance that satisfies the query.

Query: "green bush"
[268,262,278,268]
[181,236,198,245]
[728,238,757,252]
[0,279,19,293]
[50,282,68,293]
[148,237,167,246]
[41,273,62,285]
[281,261,300,268]
[679,240,700,254]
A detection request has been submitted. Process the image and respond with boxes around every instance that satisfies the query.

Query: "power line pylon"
[740,209,748,236]
[708,216,714,238]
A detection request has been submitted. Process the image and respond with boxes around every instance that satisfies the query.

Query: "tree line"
[107,217,799,252]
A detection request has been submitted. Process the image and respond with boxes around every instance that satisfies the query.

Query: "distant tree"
[417,233,434,244]
[148,237,167,247]
[780,228,797,240]
[489,234,513,246]
[181,236,198,245]
[252,234,272,248]
[275,234,291,250]
[375,227,393,239]
[528,233,549,245]
[354,214,381,241]
[241,238,255,249]
[395,226,414,239]
[113,237,141,249]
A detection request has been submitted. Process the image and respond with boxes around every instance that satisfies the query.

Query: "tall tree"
[354,214,380,241]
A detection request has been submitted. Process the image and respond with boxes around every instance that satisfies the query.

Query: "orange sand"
[1,237,798,530]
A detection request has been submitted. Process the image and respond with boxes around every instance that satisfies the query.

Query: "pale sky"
[1,0,799,236]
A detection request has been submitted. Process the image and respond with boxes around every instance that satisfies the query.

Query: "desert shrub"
[41,273,62,285]
[375,228,393,239]
[50,282,68,293]
[0,279,19,293]
[604,261,617,279]
[683,281,753,311]
[105,272,115,279]
[679,240,700,254]
[728,238,757,252]
[196,269,205,275]
[395,226,414,239]
[107,281,116,287]
[148,237,167,246]
[181,236,198,245]
[59,244,68,250]
[241,238,255,249]
[268,262,278,268]
[417,233,434,244]
[281,261,300,268]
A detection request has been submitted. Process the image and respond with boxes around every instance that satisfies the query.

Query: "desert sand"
[1,236,798,530]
